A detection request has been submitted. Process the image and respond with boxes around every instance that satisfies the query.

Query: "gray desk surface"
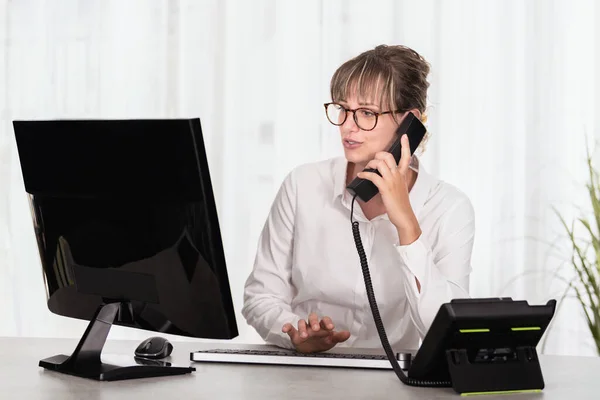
[1,336,599,399]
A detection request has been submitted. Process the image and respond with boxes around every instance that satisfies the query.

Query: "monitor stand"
[39,302,195,381]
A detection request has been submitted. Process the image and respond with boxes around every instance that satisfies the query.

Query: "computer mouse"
[134,336,173,359]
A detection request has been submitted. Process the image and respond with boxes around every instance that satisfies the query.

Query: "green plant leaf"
[553,143,600,355]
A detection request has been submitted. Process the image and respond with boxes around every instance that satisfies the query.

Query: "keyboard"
[190,348,411,370]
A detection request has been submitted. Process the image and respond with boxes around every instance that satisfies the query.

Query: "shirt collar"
[406,157,430,219]
[331,156,432,218]
[332,156,348,201]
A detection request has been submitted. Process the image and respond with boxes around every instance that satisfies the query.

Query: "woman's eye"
[359,109,375,118]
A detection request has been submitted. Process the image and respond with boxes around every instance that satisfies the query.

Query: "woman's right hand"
[282,312,351,353]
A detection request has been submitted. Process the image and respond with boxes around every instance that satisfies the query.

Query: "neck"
[348,161,367,181]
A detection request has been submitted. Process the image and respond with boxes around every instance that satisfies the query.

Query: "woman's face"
[337,95,402,167]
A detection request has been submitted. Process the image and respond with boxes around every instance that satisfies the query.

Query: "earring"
[408,156,419,173]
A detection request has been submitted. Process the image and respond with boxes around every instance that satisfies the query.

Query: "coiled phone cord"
[350,194,451,388]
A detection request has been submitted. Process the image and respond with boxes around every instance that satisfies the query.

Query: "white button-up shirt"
[241,156,475,351]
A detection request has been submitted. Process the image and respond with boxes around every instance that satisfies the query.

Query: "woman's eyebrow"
[337,99,381,109]
[358,102,380,109]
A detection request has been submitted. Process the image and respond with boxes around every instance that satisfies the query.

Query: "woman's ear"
[408,108,422,120]
[395,109,424,125]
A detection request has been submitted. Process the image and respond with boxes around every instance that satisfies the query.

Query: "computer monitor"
[12,118,238,381]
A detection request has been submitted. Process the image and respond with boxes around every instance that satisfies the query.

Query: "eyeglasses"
[323,102,402,131]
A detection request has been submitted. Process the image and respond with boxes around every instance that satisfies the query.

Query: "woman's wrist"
[395,214,421,245]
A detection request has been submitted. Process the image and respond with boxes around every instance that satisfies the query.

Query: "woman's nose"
[341,111,359,132]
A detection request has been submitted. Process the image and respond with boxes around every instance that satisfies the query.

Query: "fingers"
[306,313,332,336]
[308,312,320,331]
[283,319,320,344]
[331,330,351,343]
[283,318,330,344]
[364,158,393,180]
[398,134,411,172]
[357,169,385,190]
[283,319,350,352]
[320,316,334,331]
[374,151,398,171]
[298,319,308,338]
[282,323,300,343]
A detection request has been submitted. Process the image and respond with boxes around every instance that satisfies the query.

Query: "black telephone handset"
[346,112,427,202]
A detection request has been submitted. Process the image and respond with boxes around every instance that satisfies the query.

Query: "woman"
[241,44,475,353]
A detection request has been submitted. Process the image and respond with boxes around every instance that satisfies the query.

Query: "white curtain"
[1,0,598,356]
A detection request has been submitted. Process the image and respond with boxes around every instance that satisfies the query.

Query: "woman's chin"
[343,149,370,165]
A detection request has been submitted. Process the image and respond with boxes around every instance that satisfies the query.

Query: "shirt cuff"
[394,233,431,286]
[264,310,301,350]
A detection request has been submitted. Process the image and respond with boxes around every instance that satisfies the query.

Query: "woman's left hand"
[357,134,422,245]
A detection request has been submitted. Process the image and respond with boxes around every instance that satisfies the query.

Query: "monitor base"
[40,354,194,381]
[39,302,195,381]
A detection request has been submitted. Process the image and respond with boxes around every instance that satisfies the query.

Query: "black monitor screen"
[13,118,238,340]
